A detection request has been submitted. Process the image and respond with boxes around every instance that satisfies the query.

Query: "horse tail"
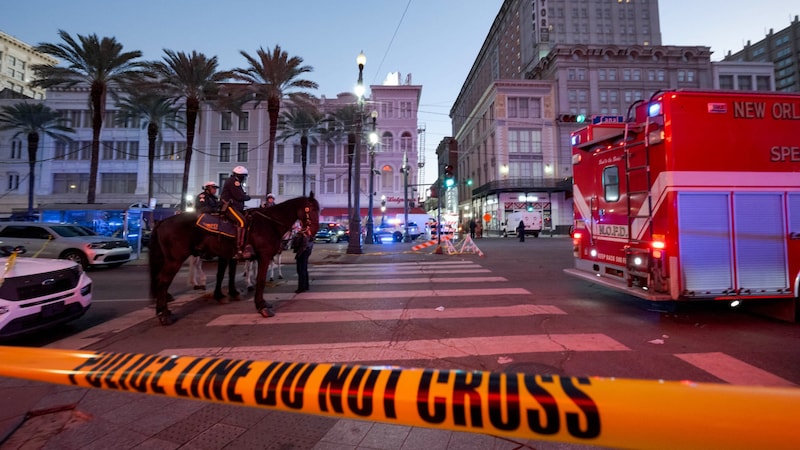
[148,222,165,299]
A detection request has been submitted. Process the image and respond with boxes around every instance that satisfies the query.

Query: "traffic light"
[527,204,534,212]
[558,114,586,123]
[466,178,473,186]
[444,165,455,187]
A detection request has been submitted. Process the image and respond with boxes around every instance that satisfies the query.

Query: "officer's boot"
[235,227,252,260]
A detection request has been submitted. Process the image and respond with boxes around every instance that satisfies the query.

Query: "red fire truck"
[565,89,800,317]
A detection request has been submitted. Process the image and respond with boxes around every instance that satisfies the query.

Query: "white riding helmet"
[232,166,248,176]
[203,181,218,189]
[267,193,275,199]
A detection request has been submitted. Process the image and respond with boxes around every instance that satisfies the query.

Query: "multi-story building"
[724,15,800,92]
[0,76,423,231]
[0,31,56,100]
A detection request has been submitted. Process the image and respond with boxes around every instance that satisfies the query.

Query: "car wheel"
[62,250,89,269]
[394,232,403,242]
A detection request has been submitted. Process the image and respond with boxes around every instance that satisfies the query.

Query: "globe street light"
[347,51,366,254]
[365,111,379,244]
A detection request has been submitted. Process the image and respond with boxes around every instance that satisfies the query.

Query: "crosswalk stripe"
[280,287,530,300]
[207,304,566,326]
[161,333,629,363]
[311,268,492,275]
[675,352,796,387]
[310,276,507,285]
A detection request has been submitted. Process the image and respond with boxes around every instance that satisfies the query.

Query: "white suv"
[0,247,92,338]
[0,222,133,269]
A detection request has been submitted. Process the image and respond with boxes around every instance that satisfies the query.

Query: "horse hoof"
[217,297,230,305]
[258,308,275,318]
[157,311,174,326]
[278,276,283,280]
[247,286,255,292]
[269,277,274,282]
[230,290,240,297]
[213,291,224,300]
[264,302,274,309]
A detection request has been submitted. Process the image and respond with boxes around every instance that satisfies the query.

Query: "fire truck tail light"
[648,102,662,117]
[572,231,583,239]
[652,241,665,249]
[652,250,662,259]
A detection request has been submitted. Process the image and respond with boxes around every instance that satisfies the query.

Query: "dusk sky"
[2,0,796,183]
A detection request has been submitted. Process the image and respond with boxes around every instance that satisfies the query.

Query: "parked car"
[0,245,92,339]
[314,223,349,243]
[0,222,133,269]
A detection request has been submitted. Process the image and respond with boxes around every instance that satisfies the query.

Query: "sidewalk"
[0,236,584,450]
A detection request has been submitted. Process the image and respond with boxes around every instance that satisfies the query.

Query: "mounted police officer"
[264,192,276,208]
[196,181,220,213]
[221,166,253,260]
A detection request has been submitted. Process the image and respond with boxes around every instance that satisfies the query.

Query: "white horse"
[244,230,293,290]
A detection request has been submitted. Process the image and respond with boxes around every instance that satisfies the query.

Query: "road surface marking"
[207,304,566,326]
[276,288,530,300]
[161,333,629,363]
[676,352,796,387]
[310,276,507,285]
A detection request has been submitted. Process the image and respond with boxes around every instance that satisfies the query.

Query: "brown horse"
[148,194,320,325]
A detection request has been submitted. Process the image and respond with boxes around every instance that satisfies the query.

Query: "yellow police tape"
[0,345,797,450]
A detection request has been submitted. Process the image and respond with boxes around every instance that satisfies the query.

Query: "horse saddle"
[196,213,237,238]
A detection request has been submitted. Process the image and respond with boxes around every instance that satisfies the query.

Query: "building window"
[737,75,753,91]
[52,173,89,194]
[293,145,302,164]
[10,139,22,159]
[221,111,232,131]
[101,173,137,194]
[152,173,181,194]
[238,111,249,131]
[7,172,19,191]
[508,129,542,154]
[219,142,231,163]
[607,69,617,81]
[160,141,181,160]
[756,76,771,91]
[277,174,304,197]
[400,132,412,152]
[603,166,619,202]
[381,132,393,151]
[719,75,734,90]
[237,142,248,162]
[309,144,318,164]
[276,144,285,163]
[326,142,336,164]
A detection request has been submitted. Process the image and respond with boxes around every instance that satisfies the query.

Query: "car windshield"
[50,225,95,238]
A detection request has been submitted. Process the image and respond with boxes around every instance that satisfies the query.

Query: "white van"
[503,211,543,238]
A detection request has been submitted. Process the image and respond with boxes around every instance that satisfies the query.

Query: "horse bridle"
[250,200,315,235]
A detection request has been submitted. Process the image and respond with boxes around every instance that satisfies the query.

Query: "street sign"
[591,115,625,124]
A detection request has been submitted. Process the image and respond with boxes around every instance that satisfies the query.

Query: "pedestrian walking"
[475,220,483,239]
[517,219,526,242]
[469,218,476,238]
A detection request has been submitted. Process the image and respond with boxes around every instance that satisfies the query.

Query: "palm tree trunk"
[266,96,280,196]
[181,98,199,210]
[88,82,105,204]
[147,122,158,203]
[26,132,39,215]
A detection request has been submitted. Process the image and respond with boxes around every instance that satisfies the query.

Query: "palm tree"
[325,104,363,217]
[230,45,318,196]
[115,90,184,203]
[277,104,324,196]
[145,50,231,210]
[0,102,74,215]
[31,29,144,204]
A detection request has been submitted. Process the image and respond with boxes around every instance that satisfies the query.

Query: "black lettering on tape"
[103,353,136,390]
[523,374,560,435]
[560,377,601,439]
[347,367,380,417]
[417,369,449,424]
[69,353,105,385]
[118,354,152,391]
[453,371,483,427]
[383,368,401,419]
[129,355,162,393]
[202,359,242,402]
[148,356,176,395]
[86,353,123,388]
[254,361,292,406]
[318,365,352,413]
[192,358,220,399]
[280,363,314,410]
[174,357,203,398]
[488,373,521,431]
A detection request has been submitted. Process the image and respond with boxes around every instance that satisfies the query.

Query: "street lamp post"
[402,150,411,242]
[347,51,367,255]
[365,111,378,244]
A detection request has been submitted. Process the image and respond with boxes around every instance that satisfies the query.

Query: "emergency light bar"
[648,102,662,117]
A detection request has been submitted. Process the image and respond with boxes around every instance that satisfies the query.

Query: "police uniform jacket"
[221,175,251,212]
